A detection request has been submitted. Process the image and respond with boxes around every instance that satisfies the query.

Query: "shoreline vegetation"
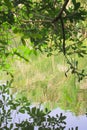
[0,49,87,115]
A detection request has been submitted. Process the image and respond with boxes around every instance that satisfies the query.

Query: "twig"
[22,19,52,23]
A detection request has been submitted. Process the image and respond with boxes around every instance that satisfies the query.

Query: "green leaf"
[19,109,25,114]
[4,0,12,9]
[61,115,66,120]
[10,124,13,129]
[21,37,26,46]
[75,2,80,10]
[31,107,36,115]
[0,100,3,108]
[72,0,76,5]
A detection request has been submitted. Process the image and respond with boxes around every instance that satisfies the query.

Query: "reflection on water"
[49,107,87,130]
[0,79,87,129]
[0,83,87,130]
[6,106,87,130]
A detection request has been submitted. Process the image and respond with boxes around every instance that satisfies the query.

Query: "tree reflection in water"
[0,83,87,130]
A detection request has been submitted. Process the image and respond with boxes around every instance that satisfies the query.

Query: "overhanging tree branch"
[52,0,69,23]
[52,0,69,55]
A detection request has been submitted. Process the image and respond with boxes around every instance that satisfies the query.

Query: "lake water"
[49,107,87,130]
[0,82,87,130]
[9,106,87,130]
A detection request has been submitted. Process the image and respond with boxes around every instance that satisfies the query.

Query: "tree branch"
[60,17,66,55]
[52,0,69,23]
[22,19,52,23]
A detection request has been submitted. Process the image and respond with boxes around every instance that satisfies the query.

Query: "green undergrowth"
[0,40,87,115]
[10,51,87,114]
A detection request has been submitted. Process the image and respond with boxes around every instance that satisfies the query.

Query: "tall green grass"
[6,50,86,115]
